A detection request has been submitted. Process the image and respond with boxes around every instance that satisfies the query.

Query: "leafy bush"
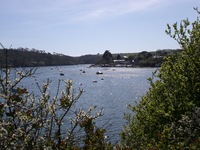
[121,8,200,149]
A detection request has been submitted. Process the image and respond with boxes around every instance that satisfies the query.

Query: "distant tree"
[128,54,136,61]
[138,51,152,59]
[102,50,113,63]
[116,54,122,60]
[121,8,200,149]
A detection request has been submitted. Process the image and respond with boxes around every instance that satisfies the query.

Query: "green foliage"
[129,50,174,67]
[121,8,200,149]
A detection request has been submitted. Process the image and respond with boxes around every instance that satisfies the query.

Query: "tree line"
[97,49,182,67]
[0,46,182,68]
[0,47,102,67]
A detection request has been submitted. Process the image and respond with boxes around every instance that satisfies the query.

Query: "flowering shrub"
[0,67,108,149]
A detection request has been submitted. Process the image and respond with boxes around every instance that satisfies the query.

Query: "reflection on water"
[12,65,157,143]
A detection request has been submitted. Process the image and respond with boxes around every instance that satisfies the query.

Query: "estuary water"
[14,65,157,143]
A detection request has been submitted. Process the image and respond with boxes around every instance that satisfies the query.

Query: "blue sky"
[0,0,199,56]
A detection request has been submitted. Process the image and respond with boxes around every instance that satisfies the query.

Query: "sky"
[0,0,199,56]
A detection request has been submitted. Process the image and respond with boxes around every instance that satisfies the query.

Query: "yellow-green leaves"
[121,8,200,149]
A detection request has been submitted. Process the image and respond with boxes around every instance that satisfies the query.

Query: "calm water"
[13,65,157,143]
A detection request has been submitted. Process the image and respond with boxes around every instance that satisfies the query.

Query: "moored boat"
[96,71,103,75]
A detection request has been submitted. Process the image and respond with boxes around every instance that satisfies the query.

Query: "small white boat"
[96,71,103,75]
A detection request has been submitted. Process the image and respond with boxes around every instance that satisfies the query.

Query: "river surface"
[13,65,157,143]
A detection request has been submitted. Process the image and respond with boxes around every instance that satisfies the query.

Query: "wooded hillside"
[0,47,181,68]
[0,48,102,67]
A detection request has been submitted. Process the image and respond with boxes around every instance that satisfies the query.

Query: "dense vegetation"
[0,46,181,68]
[129,49,182,67]
[0,47,102,67]
[121,8,200,149]
[92,49,182,67]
